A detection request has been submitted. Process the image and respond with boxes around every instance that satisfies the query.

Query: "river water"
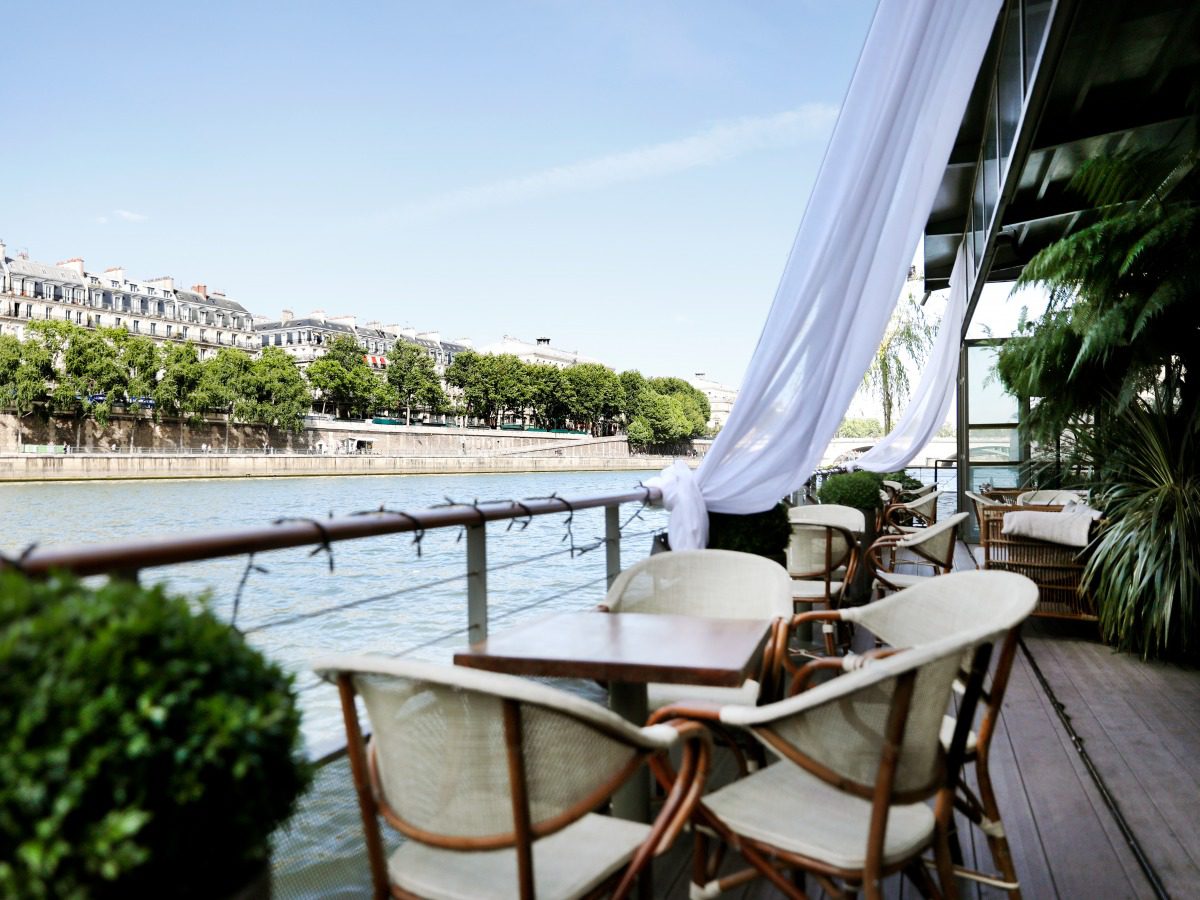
[0,470,669,750]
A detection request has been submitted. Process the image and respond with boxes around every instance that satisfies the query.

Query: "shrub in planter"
[879,470,923,492]
[817,471,885,512]
[706,503,791,565]
[0,571,312,898]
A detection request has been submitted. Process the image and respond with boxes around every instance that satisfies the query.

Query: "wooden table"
[455,610,773,822]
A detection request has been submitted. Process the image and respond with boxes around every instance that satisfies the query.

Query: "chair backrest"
[894,511,968,568]
[906,483,937,498]
[605,549,792,620]
[786,521,857,580]
[724,573,1036,798]
[789,503,866,533]
[314,656,675,848]
[840,570,1037,650]
[900,488,942,519]
[1017,489,1083,506]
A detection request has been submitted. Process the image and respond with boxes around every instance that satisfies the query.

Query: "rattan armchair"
[314,656,711,900]
[867,512,969,595]
[599,550,793,709]
[881,488,943,533]
[654,572,1037,900]
[786,571,1040,898]
[785,505,863,639]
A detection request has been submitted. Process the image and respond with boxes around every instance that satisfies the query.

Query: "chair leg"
[975,759,1022,899]
[932,826,960,900]
[903,860,942,900]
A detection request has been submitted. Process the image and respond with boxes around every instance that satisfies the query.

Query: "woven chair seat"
[647,679,761,711]
[388,812,650,900]
[791,579,845,600]
[940,714,977,754]
[701,762,935,870]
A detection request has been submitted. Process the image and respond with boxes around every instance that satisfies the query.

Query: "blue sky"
[4,0,877,385]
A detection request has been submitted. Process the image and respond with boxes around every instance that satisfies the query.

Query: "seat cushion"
[701,761,935,871]
[939,714,978,754]
[647,679,761,711]
[388,812,651,900]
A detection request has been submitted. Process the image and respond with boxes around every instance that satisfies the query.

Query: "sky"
[3,0,879,386]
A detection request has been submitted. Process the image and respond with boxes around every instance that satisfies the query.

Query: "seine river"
[0,470,669,750]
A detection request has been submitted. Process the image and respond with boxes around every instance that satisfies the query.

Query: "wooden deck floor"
[649,542,1200,899]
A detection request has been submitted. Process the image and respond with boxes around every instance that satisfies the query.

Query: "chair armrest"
[786,647,908,697]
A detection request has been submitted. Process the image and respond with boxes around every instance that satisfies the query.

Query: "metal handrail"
[7,486,662,578]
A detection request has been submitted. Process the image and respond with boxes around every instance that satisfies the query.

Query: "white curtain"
[650,0,1000,551]
[852,241,967,472]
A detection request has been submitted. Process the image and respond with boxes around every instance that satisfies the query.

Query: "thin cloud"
[392,104,837,223]
[114,209,149,222]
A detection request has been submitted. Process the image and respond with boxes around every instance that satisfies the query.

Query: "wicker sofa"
[978,505,1097,620]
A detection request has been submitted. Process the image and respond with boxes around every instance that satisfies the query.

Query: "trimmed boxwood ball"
[818,470,886,511]
[707,502,791,564]
[0,571,312,898]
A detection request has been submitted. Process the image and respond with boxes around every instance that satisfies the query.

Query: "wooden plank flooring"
[650,542,1200,899]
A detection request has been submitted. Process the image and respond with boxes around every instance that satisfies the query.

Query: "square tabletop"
[454,611,773,687]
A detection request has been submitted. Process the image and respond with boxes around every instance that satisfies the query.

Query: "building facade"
[478,335,603,369]
[686,373,738,432]
[0,242,256,357]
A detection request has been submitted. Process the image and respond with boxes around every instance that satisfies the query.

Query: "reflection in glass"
[1023,0,1052,90]
[967,344,1018,424]
[998,3,1023,176]
[968,427,1021,463]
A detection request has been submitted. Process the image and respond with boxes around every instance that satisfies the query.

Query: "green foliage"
[1081,400,1200,661]
[305,336,384,419]
[879,470,923,491]
[244,348,311,431]
[527,364,573,429]
[617,370,647,422]
[386,342,447,424]
[818,471,885,511]
[0,571,311,897]
[0,331,54,421]
[836,417,883,438]
[564,363,623,435]
[647,377,709,436]
[625,416,654,446]
[862,290,934,432]
[707,503,791,563]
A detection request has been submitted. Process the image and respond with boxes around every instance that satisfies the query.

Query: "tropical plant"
[0,571,312,897]
[1081,399,1200,661]
[861,289,935,433]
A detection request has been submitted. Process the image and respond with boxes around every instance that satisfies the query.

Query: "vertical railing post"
[605,504,621,589]
[466,523,488,643]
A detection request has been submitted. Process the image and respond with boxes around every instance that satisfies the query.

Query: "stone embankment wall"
[0,412,637,457]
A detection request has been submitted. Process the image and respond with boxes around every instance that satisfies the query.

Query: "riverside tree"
[198,348,255,450]
[861,290,934,433]
[386,342,446,425]
[306,336,385,419]
[564,363,623,435]
[244,348,311,431]
[155,342,205,446]
[0,331,53,447]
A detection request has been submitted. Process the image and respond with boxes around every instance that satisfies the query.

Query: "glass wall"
[962,340,1025,539]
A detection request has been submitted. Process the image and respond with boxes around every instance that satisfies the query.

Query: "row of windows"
[1,301,253,347]
[3,280,250,331]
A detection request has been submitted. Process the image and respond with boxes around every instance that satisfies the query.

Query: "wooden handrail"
[5,486,662,578]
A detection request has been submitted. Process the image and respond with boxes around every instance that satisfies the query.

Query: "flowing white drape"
[650,0,1000,551]
[852,242,968,472]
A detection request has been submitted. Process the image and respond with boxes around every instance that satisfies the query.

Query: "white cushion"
[388,812,650,900]
[700,761,934,870]
[647,679,761,711]
[791,580,845,600]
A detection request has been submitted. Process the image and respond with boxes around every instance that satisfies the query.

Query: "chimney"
[417,331,440,344]
[400,327,418,338]
[280,308,294,324]
[309,309,327,323]
[329,315,357,329]
[56,258,85,276]
[694,372,706,379]
[146,275,175,291]
[103,266,126,282]
[458,337,474,349]
[191,283,207,296]
[0,239,6,259]
[536,337,551,346]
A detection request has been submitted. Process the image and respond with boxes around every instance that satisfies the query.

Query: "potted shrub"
[706,502,792,565]
[0,571,312,898]
[818,470,887,602]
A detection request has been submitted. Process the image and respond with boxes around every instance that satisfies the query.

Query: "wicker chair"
[978,506,1095,620]
[867,512,969,595]
[599,550,793,709]
[881,489,943,533]
[1016,489,1085,506]
[314,656,711,900]
[785,505,863,634]
[655,572,1037,900]
[787,571,1040,898]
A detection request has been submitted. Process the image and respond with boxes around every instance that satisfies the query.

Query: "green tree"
[52,325,130,446]
[155,342,205,446]
[527,364,573,429]
[110,332,162,450]
[617,370,648,424]
[446,351,505,425]
[647,377,710,437]
[565,363,623,435]
[862,290,935,433]
[306,336,383,419]
[625,415,654,447]
[0,333,54,447]
[386,342,446,425]
[199,348,255,450]
[837,417,884,438]
[244,348,311,432]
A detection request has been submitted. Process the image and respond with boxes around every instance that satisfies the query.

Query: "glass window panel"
[972,167,986,269]
[998,3,1023,177]
[983,99,1000,231]
[968,426,1021,463]
[967,344,1018,424]
[1023,0,1052,91]
[965,281,1051,339]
